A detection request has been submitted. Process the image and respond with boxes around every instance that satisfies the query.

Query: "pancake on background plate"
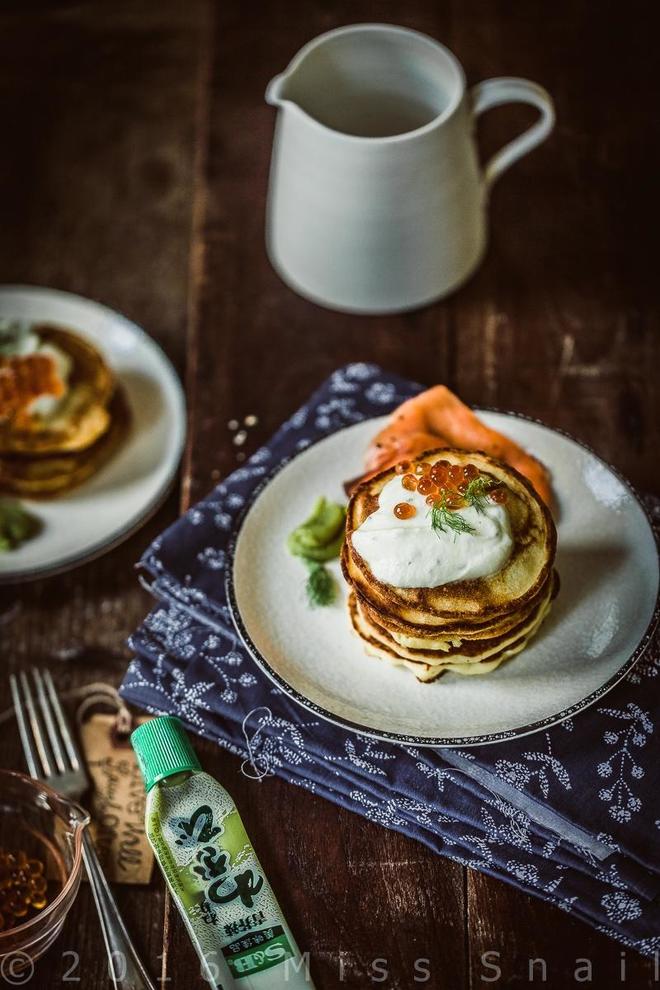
[0,321,129,497]
[343,449,558,682]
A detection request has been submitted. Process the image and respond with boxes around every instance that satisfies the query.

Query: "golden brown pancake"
[0,326,115,455]
[354,571,555,648]
[0,386,130,497]
[348,592,549,682]
[353,572,558,666]
[349,589,555,682]
[345,449,556,627]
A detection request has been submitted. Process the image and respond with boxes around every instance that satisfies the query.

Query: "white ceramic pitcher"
[265,24,554,314]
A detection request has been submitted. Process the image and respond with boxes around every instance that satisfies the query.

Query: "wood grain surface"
[1,2,657,988]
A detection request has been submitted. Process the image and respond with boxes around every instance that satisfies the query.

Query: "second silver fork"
[10,668,158,990]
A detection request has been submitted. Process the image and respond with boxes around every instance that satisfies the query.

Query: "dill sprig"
[429,492,476,538]
[463,475,495,513]
[305,562,337,607]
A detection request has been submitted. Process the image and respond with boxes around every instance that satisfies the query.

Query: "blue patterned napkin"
[121,364,660,956]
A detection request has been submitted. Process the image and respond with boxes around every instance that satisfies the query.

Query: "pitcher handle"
[471,77,555,192]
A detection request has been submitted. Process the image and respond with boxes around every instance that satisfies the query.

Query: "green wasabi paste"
[0,499,41,553]
[287,497,346,606]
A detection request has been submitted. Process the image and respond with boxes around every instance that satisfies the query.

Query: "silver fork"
[10,668,158,990]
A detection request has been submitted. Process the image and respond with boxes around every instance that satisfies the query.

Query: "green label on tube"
[227,931,295,977]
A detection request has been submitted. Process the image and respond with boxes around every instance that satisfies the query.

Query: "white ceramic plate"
[229,413,659,746]
[0,286,185,582]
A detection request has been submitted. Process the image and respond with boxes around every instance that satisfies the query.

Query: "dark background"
[1,1,658,987]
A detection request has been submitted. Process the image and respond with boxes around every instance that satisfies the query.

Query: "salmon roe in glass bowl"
[0,771,88,972]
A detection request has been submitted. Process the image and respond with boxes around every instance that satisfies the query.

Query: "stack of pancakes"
[342,449,558,682]
[0,325,129,497]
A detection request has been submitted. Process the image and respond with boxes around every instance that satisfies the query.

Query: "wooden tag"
[79,713,153,885]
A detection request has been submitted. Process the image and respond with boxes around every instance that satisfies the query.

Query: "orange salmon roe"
[417,476,436,496]
[0,848,48,931]
[401,473,418,491]
[444,491,465,509]
[393,502,417,520]
[430,463,449,485]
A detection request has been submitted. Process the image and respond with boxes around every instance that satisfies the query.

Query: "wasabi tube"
[131,717,315,989]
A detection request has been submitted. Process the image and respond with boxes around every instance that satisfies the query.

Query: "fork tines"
[10,668,87,795]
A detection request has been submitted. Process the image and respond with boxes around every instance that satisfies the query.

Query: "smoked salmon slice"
[362,385,552,506]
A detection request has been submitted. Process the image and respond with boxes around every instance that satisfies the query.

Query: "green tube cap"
[131,716,201,792]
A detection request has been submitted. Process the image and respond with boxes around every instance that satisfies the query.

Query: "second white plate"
[0,286,186,582]
[228,412,659,746]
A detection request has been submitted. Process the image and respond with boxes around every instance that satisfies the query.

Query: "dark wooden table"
[1,2,657,987]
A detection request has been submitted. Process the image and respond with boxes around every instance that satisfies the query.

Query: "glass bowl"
[0,771,89,972]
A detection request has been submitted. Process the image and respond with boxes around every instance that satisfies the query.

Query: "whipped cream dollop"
[352,475,513,588]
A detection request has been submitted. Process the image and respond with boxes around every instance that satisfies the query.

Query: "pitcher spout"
[265,73,287,107]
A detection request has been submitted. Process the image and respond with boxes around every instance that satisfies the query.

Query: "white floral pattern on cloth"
[121,365,660,957]
[494,734,572,798]
[327,737,397,777]
[596,703,653,823]
[240,707,320,780]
